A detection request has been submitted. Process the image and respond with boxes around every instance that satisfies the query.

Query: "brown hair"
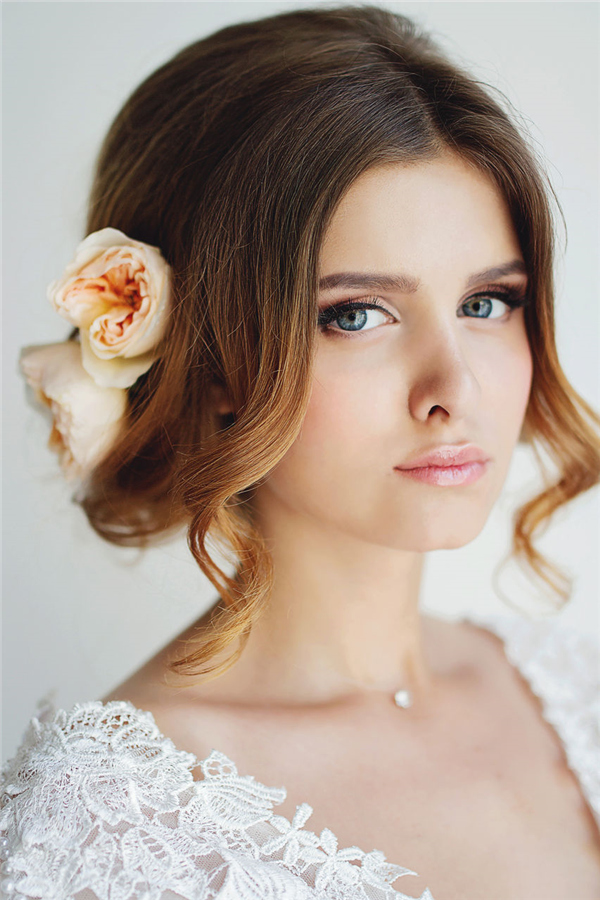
[64,4,598,682]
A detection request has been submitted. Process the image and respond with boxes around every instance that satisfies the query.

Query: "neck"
[194,490,444,709]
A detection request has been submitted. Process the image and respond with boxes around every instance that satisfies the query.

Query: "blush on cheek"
[301,368,390,449]
[495,335,533,447]
[265,368,383,499]
[511,335,533,418]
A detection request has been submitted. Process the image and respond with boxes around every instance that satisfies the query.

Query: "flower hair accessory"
[20,341,129,483]
[19,227,172,482]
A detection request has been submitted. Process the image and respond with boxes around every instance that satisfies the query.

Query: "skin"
[104,153,600,897]
[192,149,533,709]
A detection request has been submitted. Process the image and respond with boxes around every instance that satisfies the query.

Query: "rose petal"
[47,228,171,363]
[19,342,127,481]
[80,330,158,389]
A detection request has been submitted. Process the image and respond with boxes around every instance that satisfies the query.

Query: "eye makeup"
[457,284,531,317]
[317,283,531,337]
[317,297,393,333]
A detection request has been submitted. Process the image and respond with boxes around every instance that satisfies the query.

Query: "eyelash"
[317,285,531,336]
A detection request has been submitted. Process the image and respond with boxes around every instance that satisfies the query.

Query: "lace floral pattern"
[0,610,598,900]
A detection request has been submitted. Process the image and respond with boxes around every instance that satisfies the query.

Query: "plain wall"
[3,1,599,763]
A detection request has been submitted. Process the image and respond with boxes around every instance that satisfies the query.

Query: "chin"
[394,535,480,553]
[380,516,489,553]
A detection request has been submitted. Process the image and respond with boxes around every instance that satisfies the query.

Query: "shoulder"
[0,700,421,900]
[465,609,599,692]
[0,698,199,797]
[0,699,312,900]
[0,700,190,896]
[463,609,599,718]
[464,609,600,811]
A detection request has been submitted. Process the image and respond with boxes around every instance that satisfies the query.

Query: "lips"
[396,444,490,469]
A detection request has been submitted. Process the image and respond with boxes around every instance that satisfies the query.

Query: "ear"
[209,381,234,416]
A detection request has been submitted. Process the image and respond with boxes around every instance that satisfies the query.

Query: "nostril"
[428,405,446,417]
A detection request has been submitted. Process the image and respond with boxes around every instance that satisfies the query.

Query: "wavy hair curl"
[65,4,599,682]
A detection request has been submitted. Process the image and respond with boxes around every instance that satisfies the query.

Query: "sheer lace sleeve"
[0,701,432,900]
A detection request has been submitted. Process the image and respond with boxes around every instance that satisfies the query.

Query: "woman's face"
[256,153,533,551]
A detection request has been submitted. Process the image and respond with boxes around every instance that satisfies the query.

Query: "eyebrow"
[318,259,528,293]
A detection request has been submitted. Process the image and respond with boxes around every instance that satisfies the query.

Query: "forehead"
[319,154,521,280]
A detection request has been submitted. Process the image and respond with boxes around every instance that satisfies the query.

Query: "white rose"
[47,227,171,389]
[20,341,128,481]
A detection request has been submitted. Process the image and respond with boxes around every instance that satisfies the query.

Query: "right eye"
[318,299,396,335]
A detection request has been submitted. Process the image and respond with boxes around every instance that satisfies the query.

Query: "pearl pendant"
[394,689,412,708]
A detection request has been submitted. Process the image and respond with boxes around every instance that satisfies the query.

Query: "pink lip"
[394,443,492,487]
[396,443,490,469]
[395,460,489,486]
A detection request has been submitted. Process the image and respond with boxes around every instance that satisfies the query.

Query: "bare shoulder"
[101,604,223,709]
[100,612,249,764]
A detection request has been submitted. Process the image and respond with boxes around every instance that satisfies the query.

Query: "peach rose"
[47,227,171,389]
[19,341,128,482]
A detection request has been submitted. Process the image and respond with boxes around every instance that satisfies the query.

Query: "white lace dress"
[1,610,598,900]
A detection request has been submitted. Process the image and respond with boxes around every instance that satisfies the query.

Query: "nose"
[406,320,481,425]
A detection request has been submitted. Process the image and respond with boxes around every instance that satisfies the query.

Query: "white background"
[3,1,599,763]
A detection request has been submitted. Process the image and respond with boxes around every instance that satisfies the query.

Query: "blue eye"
[317,286,530,337]
[459,289,528,319]
[317,299,394,334]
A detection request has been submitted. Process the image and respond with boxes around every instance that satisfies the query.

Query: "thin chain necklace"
[288,653,415,708]
[333,673,414,708]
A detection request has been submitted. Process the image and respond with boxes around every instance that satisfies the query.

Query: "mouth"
[394,459,490,486]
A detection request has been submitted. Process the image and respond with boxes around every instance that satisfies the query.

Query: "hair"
[63,3,599,683]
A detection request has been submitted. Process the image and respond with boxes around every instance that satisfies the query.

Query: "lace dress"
[1,610,598,900]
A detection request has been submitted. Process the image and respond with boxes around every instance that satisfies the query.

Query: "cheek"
[304,361,389,442]
[300,334,418,465]
[261,350,393,502]
[478,322,533,436]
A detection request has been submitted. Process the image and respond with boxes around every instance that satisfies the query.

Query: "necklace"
[393,688,413,708]
[307,664,415,708]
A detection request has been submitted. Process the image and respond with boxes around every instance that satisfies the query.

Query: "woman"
[2,5,599,899]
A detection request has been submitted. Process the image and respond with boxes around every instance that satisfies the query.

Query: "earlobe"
[209,382,234,416]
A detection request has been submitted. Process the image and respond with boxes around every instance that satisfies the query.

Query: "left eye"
[460,295,513,319]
